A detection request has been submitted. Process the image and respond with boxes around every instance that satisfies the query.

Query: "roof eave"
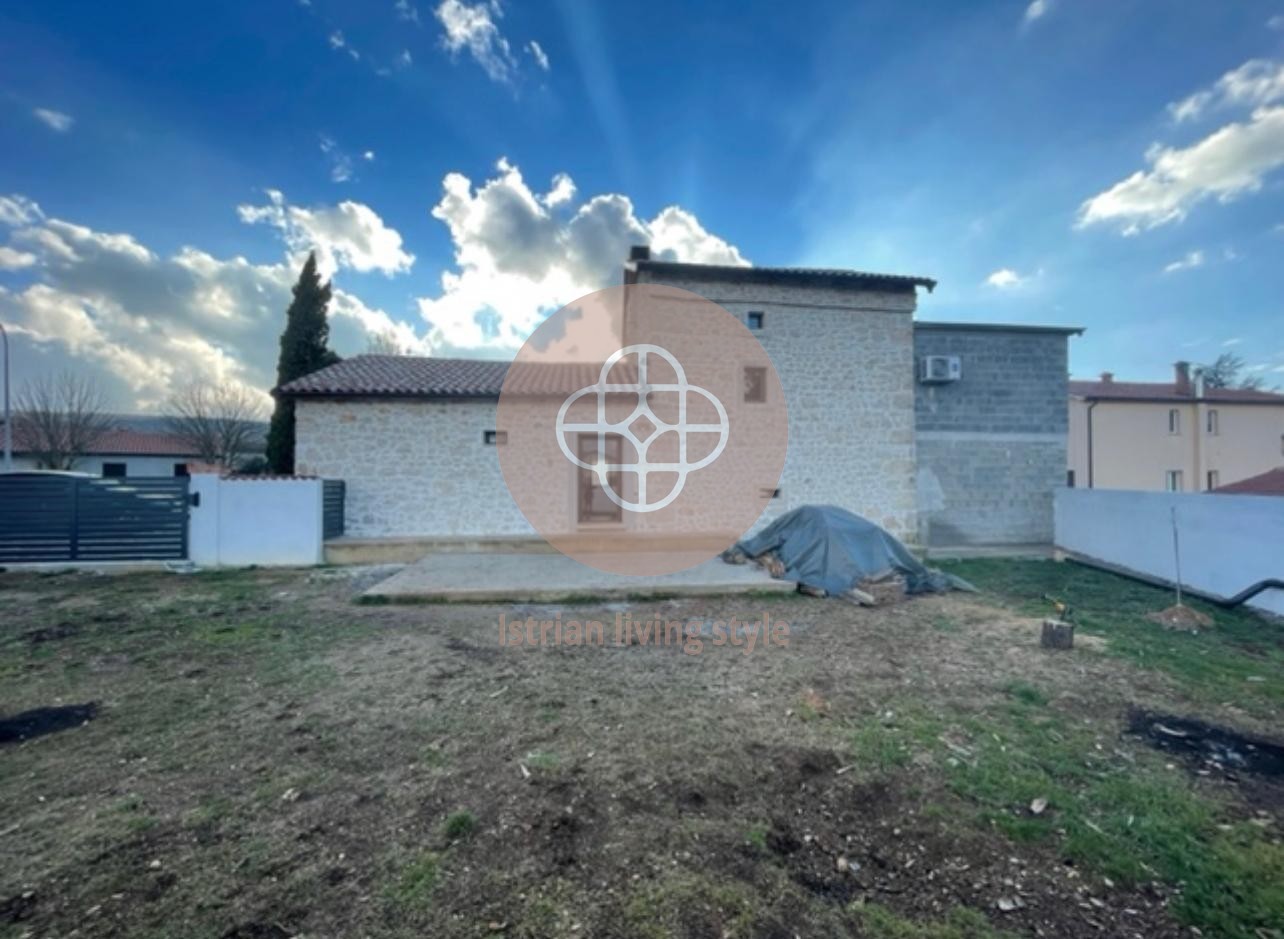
[630,260,937,293]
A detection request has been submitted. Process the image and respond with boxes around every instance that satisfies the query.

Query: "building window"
[1206,470,1219,491]
[1165,470,1183,492]
[743,366,767,403]
[173,463,190,477]
[103,462,127,478]
[1168,409,1181,435]
[1066,470,1076,488]
[1206,409,1219,435]
[483,430,507,445]
[747,311,764,330]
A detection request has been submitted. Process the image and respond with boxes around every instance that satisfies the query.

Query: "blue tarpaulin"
[726,505,968,597]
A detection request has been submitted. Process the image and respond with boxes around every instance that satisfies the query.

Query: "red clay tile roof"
[275,355,634,398]
[1213,467,1284,495]
[1069,380,1284,403]
[10,426,200,456]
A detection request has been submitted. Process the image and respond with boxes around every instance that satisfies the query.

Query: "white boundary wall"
[1054,488,1284,616]
[189,475,325,567]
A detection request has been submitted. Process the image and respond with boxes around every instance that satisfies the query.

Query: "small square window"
[1165,470,1183,492]
[743,366,767,403]
[484,430,507,445]
[747,311,764,330]
[173,463,190,477]
[1206,470,1219,490]
[102,462,126,478]
[1066,470,1076,488]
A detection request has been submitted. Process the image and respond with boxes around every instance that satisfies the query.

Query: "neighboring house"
[1213,466,1284,496]
[282,251,1079,548]
[1069,363,1284,493]
[8,425,202,477]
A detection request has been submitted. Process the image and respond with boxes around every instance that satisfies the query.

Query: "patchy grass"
[940,558,1284,716]
[441,810,477,841]
[387,850,442,911]
[850,902,1018,939]
[843,677,1284,937]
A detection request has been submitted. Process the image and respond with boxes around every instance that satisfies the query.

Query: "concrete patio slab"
[361,551,795,602]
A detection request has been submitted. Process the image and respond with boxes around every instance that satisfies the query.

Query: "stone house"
[279,252,1080,550]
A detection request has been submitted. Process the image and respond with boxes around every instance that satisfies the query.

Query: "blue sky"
[1,0,1282,408]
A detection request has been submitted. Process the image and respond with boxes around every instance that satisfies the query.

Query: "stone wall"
[633,271,920,542]
[913,326,1070,546]
[295,398,533,538]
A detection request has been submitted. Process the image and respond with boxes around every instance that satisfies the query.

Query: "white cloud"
[1270,14,1284,30]
[0,198,428,410]
[1077,105,1284,233]
[398,49,413,68]
[985,268,1023,288]
[328,29,360,60]
[1169,59,1284,122]
[435,0,516,83]
[363,150,376,161]
[1162,249,1204,274]
[417,157,747,350]
[395,0,420,23]
[319,135,355,183]
[0,195,44,227]
[1024,0,1051,23]
[540,172,576,208]
[238,190,415,277]
[33,108,74,133]
[1222,337,1243,346]
[0,246,37,270]
[527,39,549,71]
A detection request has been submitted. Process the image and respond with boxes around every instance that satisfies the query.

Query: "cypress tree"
[266,252,340,473]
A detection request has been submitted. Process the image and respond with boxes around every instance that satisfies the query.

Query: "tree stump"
[1040,618,1075,650]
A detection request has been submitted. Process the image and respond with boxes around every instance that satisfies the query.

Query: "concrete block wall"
[913,327,1070,546]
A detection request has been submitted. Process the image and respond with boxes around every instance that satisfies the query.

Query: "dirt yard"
[1,560,1281,939]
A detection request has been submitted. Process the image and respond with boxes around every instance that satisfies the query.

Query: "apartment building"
[1068,362,1284,492]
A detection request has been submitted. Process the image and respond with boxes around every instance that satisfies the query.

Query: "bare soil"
[0,566,1279,939]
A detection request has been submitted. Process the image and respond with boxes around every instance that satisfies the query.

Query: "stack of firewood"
[858,570,907,605]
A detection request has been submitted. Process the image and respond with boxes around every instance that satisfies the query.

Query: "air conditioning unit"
[919,355,962,384]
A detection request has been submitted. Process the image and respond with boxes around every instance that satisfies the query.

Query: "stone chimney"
[1174,361,1192,396]
[629,245,651,262]
[1099,371,1114,384]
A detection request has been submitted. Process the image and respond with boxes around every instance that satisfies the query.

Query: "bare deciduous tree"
[14,373,115,470]
[1200,352,1268,391]
[166,384,267,470]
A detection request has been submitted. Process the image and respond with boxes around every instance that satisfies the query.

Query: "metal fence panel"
[0,475,189,562]
[0,475,76,562]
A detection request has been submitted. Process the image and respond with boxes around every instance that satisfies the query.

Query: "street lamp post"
[0,322,10,471]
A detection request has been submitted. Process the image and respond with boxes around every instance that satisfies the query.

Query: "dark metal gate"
[0,475,190,563]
